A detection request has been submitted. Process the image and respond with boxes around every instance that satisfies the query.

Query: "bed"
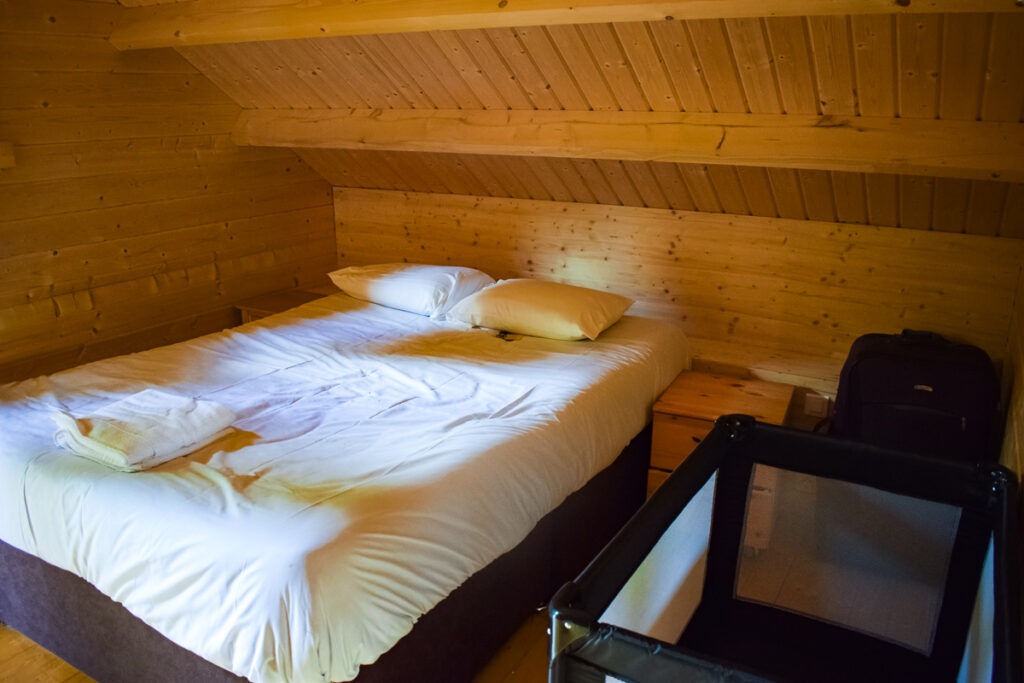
[0,289,689,683]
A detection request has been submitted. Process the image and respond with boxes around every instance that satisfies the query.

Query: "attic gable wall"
[0,0,336,382]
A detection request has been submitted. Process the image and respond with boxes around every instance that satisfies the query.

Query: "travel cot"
[549,415,1020,683]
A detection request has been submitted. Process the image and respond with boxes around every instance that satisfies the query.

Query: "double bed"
[0,289,688,682]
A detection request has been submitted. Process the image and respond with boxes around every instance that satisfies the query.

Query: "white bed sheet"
[0,293,688,683]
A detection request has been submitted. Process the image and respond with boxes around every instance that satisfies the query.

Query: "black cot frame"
[0,425,652,683]
[550,415,1021,683]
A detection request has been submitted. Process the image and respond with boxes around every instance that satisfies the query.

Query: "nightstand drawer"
[651,412,712,471]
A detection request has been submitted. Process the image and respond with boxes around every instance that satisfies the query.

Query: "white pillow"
[327,263,494,317]
[447,279,633,340]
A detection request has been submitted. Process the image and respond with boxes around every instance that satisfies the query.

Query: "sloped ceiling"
[112,2,1024,237]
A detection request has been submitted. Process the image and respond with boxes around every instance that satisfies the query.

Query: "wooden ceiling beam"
[233,109,1024,183]
[109,0,1020,50]
[0,143,14,169]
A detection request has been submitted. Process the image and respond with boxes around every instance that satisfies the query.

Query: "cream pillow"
[447,279,633,340]
[328,263,494,317]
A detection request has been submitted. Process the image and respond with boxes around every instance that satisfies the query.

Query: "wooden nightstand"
[235,289,327,323]
[648,371,795,495]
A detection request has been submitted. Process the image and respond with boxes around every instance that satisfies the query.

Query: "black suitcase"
[830,329,1000,463]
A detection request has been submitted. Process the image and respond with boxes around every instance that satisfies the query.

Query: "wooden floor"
[473,610,550,683]
[0,625,94,683]
[0,610,549,683]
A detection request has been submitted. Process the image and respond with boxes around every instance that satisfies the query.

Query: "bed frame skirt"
[0,424,651,683]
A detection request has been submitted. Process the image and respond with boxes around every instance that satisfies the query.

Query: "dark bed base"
[0,424,651,683]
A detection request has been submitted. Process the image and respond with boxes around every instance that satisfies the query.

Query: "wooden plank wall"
[0,0,337,383]
[334,188,1024,394]
[1002,273,1024,478]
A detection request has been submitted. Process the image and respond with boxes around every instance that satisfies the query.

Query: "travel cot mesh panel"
[549,416,1020,683]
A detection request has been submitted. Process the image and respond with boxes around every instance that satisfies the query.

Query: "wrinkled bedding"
[0,293,688,683]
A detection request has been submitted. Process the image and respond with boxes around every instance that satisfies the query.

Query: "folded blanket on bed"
[51,389,235,472]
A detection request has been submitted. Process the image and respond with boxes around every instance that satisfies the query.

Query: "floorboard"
[0,625,95,683]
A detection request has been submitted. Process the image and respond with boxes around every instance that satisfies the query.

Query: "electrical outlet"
[804,393,830,418]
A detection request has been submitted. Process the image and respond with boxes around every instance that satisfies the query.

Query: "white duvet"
[0,293,688,683]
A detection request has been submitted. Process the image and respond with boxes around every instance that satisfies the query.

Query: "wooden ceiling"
[110,2,1024,237]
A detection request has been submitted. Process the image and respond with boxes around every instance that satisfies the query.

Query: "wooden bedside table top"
[236,289,327,316]
[653,371,794,425]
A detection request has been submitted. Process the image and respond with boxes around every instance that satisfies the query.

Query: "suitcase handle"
[900,329,949,344]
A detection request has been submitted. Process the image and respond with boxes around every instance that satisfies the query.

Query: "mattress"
[0,292,688,683]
